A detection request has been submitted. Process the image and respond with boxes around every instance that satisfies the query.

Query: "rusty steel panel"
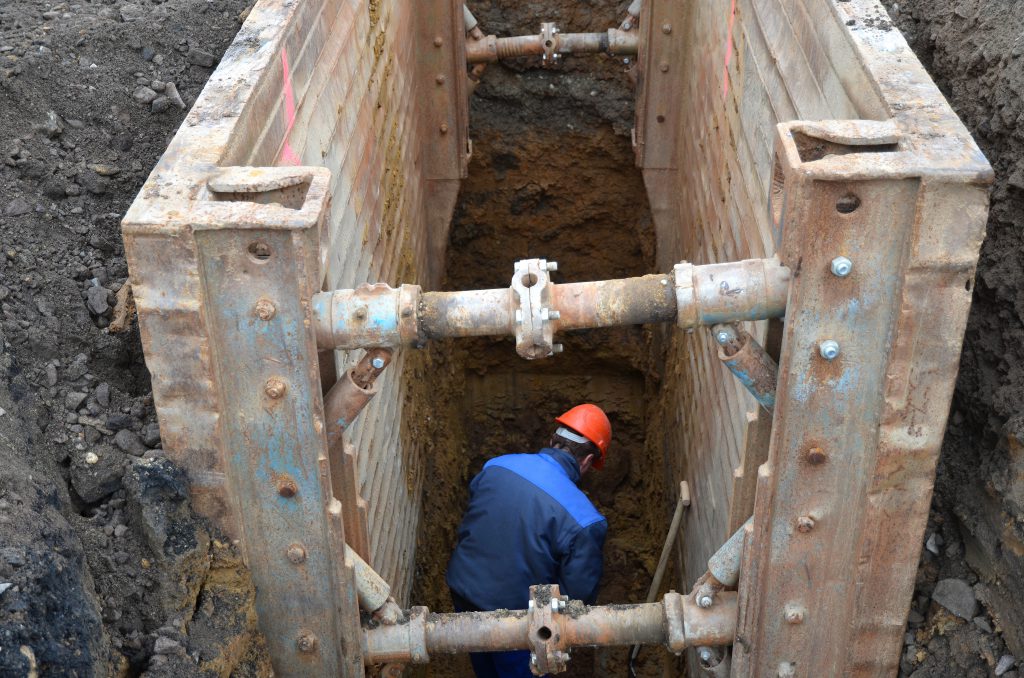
[733,45,991,678]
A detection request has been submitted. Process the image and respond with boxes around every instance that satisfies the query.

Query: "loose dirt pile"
[0,0,270,675]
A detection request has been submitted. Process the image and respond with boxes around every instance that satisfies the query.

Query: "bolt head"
[623,57,631,65]
[287,544,307,564]
[830,256,853,277]
[433,36,443,47]
[278,477,298,498]
[698,595,714,609]
[715,330,731,345]
[255,298,276,321]
[553,343,564,354]
[546,261,558,272]
[622,20,632,30]
[439,123,449,134]
[435,74,446,85]
[296,631,318,653]
[371,357,386,369]
[662,22,673,33]
[530,654,537,666]
[265,377,287,399]
[659,61,670,72]
[805,446,827,465]
[783,605,805,624]
[819,340,840,361]
[699,647,713,663]
[796,516,815,533]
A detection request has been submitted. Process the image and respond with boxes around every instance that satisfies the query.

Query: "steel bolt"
[796,516,815,533]
[255,298,276,321]
[439,123,449,134]
[819,340,840,361]
[264,378,286,399]
[553,343,564,354]
[278,477,298,498]
[296,631,318,654]
[435,74,446,85]
[830,256,853,277]
[662,22,673,34]
[558,598,566,612]
[698,594,714,609]
[433,36,443,47]
[530,653,538,666]
[287,543,307,563]
[783,605,805,624]
[778,661,797,677]
[546,261,558,271]
[805,446,827,465]
[371,357,386,369]
[622,20,632,30]
[715,330,731,345]
[659,61,670,72]
[698,647,714,664]
[623,57,631,65]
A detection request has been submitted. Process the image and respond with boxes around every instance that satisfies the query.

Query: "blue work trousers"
[451,591,545,678]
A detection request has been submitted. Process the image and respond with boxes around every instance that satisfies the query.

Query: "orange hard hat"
[555,404,612,469]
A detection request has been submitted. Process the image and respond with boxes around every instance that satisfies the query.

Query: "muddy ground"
[0,0,1022,676]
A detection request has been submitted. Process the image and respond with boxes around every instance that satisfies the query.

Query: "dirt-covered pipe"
[419,288,515,339]
[551,273,676,331]
[466,29,638,63]
[362,592,737,665]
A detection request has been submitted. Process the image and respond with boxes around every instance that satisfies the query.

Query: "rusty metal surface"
[420,288,515,339]
[348,544,392,613]
[362,586,738,669]
[706,517,752,588]
[465,28,638,63]
[714,327,778,412]
[551,273,676,331]
[734,23,992,670]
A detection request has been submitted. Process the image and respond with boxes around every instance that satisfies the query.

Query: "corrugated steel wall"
[229,0,439,602]
[650,0,888,582]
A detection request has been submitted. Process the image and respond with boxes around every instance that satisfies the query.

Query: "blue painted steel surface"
[195,218,362,676]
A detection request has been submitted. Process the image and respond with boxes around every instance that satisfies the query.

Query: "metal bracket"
[512,258,559,359]
[540,22,558,65]
[527,584,570,675]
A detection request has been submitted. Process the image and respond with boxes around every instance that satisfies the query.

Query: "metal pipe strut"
[465,22,639,64]
[712,324,778,411]
[312,257,790,360]
[362,584,737,674]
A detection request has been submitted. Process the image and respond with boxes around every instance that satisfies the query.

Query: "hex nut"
[830,256,853,277]
[819,340,840,361]
[277,477,298,498]
[796,516,815,533]
[698,595,714,609]
[371,357,386,369]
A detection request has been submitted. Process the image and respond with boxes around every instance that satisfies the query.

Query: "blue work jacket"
[446,448,607,611]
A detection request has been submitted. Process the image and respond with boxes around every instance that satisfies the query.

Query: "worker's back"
[446,448,607,611]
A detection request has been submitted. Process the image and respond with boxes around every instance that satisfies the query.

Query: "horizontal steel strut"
[362,584,737,674]
[312,257,791,359]
[465,22,639,64]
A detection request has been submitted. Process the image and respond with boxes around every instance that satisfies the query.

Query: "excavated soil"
[0,0,271,675]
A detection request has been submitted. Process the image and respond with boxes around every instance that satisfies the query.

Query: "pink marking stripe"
[279,47,300,165]
[722,0,737,99]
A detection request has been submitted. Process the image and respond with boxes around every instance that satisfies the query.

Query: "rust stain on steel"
[465,28,638,63]
[735,9,992,668]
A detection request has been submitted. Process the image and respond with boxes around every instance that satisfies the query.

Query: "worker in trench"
[445,404,612,678]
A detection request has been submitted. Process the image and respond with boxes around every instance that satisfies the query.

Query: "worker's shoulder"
[482,454,605,529]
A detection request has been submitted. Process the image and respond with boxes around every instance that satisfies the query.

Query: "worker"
[446,404,612,678]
